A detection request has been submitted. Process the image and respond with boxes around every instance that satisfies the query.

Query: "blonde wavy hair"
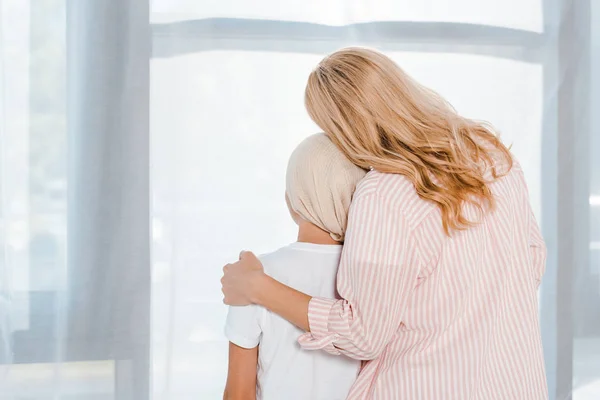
[305,47,513,235]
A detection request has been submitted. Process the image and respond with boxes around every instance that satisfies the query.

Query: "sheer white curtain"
[1,0,598,399]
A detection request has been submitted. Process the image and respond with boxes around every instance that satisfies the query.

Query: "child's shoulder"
[258,243,331,283]
[258,243,341,286]
[257,245,295,277]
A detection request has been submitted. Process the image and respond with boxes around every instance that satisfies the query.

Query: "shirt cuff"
[298,297,340,355]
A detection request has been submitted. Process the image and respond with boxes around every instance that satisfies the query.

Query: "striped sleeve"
[298,191,420,360]
[299,297,341,354]
[528,208,547,286]
[516,164,547,286]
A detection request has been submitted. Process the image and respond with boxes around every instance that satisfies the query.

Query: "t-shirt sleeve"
[224,304,263,349]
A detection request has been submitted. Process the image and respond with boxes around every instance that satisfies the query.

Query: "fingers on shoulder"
[239,250,257,261]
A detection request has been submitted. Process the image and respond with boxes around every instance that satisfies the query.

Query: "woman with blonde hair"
[221,48,547,399]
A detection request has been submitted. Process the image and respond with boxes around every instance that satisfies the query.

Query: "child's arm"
[223,342,258,400]
[223,302,263,399]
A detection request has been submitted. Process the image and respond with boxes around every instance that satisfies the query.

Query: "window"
[1,1,596,398]
[149,2,596,398]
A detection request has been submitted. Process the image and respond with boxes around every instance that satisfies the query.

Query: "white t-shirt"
[225,242,360,400]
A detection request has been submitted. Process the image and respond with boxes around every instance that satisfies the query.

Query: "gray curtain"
[1,0,599,399]
[1,0,150,398]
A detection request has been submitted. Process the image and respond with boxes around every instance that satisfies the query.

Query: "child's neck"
[297,221,340,245]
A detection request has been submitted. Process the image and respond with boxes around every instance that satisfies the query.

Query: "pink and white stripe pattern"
[298,164,548,399]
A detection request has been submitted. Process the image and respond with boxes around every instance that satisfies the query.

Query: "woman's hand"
[222,250,312,331]
[221,251,265,306]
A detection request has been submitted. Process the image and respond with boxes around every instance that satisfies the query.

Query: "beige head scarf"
[286,133,367,242]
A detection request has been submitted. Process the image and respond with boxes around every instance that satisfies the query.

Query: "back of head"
[286,133,366,242]
[304,47,513,235]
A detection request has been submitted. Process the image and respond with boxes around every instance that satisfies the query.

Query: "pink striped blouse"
[298,164,548,399]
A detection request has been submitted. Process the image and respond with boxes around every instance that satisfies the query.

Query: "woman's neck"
[297,221,339,245]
